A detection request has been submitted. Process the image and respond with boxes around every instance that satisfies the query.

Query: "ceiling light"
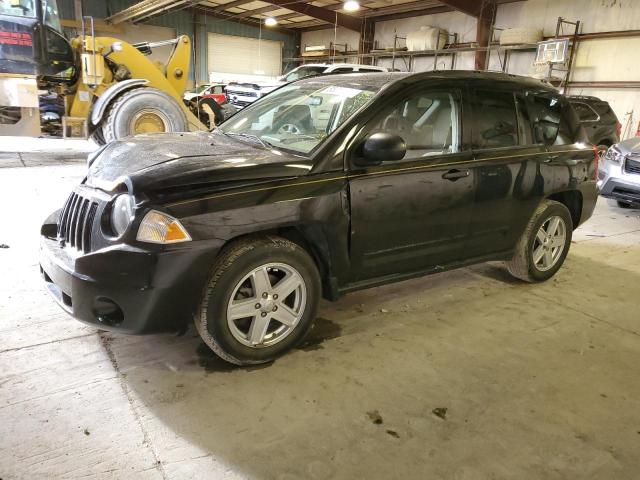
[264,17,278,26]
[343,0,360,11]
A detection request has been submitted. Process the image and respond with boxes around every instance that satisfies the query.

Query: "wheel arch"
[214,225,338,301]
[547,190,583,230]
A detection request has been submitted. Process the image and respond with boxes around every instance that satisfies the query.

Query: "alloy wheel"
[226,263,307,348]
[532,215,567,272]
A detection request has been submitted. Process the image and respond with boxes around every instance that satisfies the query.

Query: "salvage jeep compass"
[40,71,599,365]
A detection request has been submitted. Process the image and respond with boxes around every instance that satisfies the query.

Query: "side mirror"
[360,132,406,165]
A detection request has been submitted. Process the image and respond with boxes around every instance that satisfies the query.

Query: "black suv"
[40,71,598,365]
[569,95,620,147]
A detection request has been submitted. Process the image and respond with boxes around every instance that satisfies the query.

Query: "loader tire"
[102,87,187,143]
[90,127,106,146]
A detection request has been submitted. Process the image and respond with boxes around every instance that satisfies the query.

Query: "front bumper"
[40,232,222,334]
[598,159,640,204]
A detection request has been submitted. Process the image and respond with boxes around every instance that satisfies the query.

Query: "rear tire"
[102,87,187,143]
[617,200,633,209]
[196,236,321,365]
[506,200,573,282]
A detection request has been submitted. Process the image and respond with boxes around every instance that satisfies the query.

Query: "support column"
[359,18,375,65]
[194,12,209,85]
[474,0,497,70]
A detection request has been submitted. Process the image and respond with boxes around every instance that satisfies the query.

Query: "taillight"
[616,122,622,138]
[593,145,600,180]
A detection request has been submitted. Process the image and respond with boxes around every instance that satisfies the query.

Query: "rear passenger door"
[465,87,547,258]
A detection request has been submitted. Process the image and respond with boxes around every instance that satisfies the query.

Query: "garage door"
[208,33,282,78]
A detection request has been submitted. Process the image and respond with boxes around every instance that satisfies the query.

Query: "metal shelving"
[284,42,538,71]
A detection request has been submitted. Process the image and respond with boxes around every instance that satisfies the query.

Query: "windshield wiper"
[223,132,274,149]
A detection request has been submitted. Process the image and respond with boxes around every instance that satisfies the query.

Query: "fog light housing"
[93,297,124,326]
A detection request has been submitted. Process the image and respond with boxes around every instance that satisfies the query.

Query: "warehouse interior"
[1,0,640,478]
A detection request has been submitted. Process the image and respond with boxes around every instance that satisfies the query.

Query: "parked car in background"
[279,63,388,83]
[40,71,598,366]
[183,83,235,128]
[225,64,388,109]
[183,83,227,106]
[183,84,210,102]
[569,95,620,147]
[599,138,640,208]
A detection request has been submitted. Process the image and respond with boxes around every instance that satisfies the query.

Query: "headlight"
[137,210,191,244]
[604,146,624,165]
[110,194,134,236]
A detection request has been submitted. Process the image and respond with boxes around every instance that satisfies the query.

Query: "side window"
[42,0,62,31]
[367,89,461,159]
[571,102,599,122]
[212,86,224,94]
[472,90,518,149]
[529,94,579,146]
[329,67,356,74]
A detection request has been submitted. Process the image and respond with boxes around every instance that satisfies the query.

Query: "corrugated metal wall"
[58,0,298,81]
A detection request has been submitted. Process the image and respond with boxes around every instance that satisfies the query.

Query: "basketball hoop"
[534,39,570,65]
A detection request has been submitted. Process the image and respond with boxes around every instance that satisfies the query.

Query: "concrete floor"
[1,141,640,479]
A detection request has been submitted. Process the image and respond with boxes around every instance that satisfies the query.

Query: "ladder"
[548,17,581,93]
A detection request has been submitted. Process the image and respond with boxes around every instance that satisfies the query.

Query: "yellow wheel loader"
[0,0,206,144]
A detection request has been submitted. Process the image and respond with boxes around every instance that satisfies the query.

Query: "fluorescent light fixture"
[264,17,278,26]
[343,0,360,11]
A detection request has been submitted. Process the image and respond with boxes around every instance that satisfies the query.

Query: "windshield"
[0,0,61,30]
[0,0,35,17]
[220,82,379,155]
[283,66,327,82]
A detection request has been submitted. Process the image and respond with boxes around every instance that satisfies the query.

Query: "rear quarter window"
[529,94,585,146]
[571,102,599,122]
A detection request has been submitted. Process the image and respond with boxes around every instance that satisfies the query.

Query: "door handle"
[442,169,470,181]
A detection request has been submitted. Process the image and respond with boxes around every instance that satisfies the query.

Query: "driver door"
[348,86,476,281]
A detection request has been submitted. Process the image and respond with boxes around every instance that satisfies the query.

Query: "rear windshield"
[283,66,327,82]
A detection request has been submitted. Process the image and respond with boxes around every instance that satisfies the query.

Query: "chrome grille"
[229,99,252,107]
[57,191,98,253]
[227,89,258,98]
[624,156,640,175]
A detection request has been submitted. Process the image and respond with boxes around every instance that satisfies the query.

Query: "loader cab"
[0,0,74,79]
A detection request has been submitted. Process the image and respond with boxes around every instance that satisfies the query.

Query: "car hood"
[617,137,640,154]
[86,131,313,196]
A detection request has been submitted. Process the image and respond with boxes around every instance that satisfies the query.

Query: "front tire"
[506,200,573,282]
[196,237,321,365]
[102,87,188,143]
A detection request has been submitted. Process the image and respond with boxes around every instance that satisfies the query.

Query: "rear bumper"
[39,235,222,334]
